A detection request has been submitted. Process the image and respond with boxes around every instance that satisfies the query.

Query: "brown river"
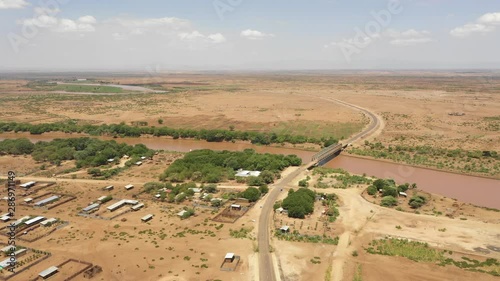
[1,133,499,209]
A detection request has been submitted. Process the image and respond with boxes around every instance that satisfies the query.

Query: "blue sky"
[1,0,499,70]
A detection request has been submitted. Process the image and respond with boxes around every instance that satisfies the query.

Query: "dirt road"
[317,187,500,281]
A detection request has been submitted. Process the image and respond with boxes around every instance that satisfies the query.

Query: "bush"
[247,176,264,186]
[259,185,269,195]
[240,187,261,202]
[409,195,427,209]
[367,185,377,196]
[381,196,398,207]
[298,179,309,188]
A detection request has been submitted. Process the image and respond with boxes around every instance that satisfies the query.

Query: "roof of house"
[280,226,290,231]
[40,218,58,226]
[34,195,60,206]
[24,216,45,225]
[39,266,59,277]
[141,214,153,221]
[235,170,261,177]
[83,203,100,212]
[0,246,14,253]
[107,199,138,210]
[225,253,235,259]
[131,203,145,210]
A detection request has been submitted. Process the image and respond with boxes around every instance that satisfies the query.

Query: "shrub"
[239,187,261,202]
[381,196,398,207]
[367,185,377,196]
[409,195,427,209]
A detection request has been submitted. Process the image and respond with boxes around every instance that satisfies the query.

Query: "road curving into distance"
[257,96,382,281]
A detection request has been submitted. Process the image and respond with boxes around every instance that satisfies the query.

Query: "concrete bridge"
[307,142,348,168]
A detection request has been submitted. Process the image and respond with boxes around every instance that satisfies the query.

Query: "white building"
[235,170,261,177]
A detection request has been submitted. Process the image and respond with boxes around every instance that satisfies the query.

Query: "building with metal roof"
[34,195,60,207]
[235,170,261,177]
[107,199,138,211]
[20,181,36,188]
[141,214,153,222]
[131,203,144,211]
[82,203,100,213]
[40,218,58,226]
[124,184,134,190]
[24,216,45,226]
[39,266,59,279]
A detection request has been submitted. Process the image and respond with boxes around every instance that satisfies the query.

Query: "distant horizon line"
[1,68,500,75]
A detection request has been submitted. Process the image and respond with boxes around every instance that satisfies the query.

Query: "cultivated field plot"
[11,256,94,281]
[0,246,51,281]
[212,201,252,223]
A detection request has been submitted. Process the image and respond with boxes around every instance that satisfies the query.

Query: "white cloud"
[111,17,189,29]
[208,33,226,44]
[385,29,433,46]
[78,15,97,24]
[20,14,97,33]
[240,29,275,40]
[178,31,226,44]
[178,31,204,41]
[450,23,494,37]
[390,37,433,46]
[34,7,60,16]
[451,12,500,37]
[0,0,29,9]
[478,12,500,25]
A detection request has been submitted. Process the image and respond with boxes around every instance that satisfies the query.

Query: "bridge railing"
[311,143,343,162]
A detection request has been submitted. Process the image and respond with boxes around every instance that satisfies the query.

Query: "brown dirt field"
[1,72,500,280]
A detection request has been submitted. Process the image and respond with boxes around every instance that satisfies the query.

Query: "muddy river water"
[1,133,498,209]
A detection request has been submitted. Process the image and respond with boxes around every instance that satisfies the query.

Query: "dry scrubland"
[0,156,257,281]
[0,72,499,281]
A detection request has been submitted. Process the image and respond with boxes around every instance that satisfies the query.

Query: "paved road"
[318,97,382,144]
[258,165,309,281]
[257,97,382,281]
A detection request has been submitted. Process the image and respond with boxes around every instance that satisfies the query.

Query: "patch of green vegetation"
[229,227,252,239]
[159,149,301,183]
[0,137,153,169]
[313,167,372,188]
[353,264,363,281]
[275,230,339,245]
[28,82,123,93]
[281,188,316,219]
[350,141,500,177]
[365,238,500,276]
[0,120,335,146]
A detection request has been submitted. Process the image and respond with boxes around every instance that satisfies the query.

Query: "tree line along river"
[0,132,498,209]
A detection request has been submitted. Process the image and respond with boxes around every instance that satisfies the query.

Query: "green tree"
[367,185,377,196]
[381,196,398,207]
[247,176,264,186]
[240,187,262,202]
[260,171,275,184]
[259,185,269,194]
